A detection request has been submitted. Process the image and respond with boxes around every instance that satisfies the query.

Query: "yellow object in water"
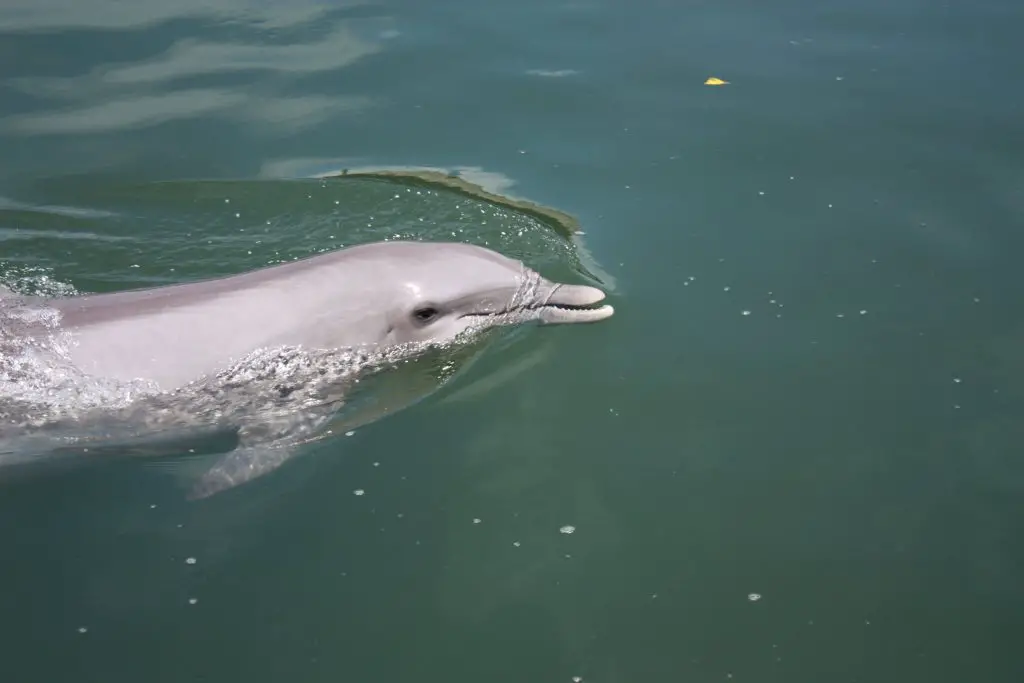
[704,77,729,86]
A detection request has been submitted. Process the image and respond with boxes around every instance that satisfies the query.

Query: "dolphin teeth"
[543,303,598,311]
[536,303,614,324]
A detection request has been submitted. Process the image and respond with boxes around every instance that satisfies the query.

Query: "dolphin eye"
[412,306,440,323]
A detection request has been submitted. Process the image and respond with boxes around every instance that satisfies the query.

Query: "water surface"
[1,0,1023,681]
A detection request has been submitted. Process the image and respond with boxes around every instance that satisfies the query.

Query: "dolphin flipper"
[183,408,336,499]
[187,441,305,499]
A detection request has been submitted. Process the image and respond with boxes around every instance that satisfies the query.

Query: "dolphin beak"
[535,283,615,323]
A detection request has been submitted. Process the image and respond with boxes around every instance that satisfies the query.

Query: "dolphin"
[1,240,614,496]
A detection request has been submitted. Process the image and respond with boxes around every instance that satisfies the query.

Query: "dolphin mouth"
[463,283,615,324]
[534,283,614,323]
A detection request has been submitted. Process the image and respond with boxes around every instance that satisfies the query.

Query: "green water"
[2,0,1024,681]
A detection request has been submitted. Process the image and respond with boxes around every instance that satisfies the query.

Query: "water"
[1,0,1023,681]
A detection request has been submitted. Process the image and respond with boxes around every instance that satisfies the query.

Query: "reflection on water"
[0,0,405,189]
[0,0,363,31]
[2,11,388,136]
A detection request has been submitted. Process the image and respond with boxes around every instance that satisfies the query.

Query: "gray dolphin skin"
[47,240,613,389]
[3,240,614,496]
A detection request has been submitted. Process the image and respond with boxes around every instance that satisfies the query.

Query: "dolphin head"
[333,241,615,349]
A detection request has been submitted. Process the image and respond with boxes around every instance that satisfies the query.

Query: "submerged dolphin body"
[1,240,614,497]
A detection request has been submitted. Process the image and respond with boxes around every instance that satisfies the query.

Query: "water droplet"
[77,627,88,634]
[353,489,365,496]
[748,593,762,601]
[560,525,576,535]
[345,430,355,437]
[513,541,521,547]
[742,310,751,316]
[473,518,481,524]
[188,598,198,605]
[185,557,196,565]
